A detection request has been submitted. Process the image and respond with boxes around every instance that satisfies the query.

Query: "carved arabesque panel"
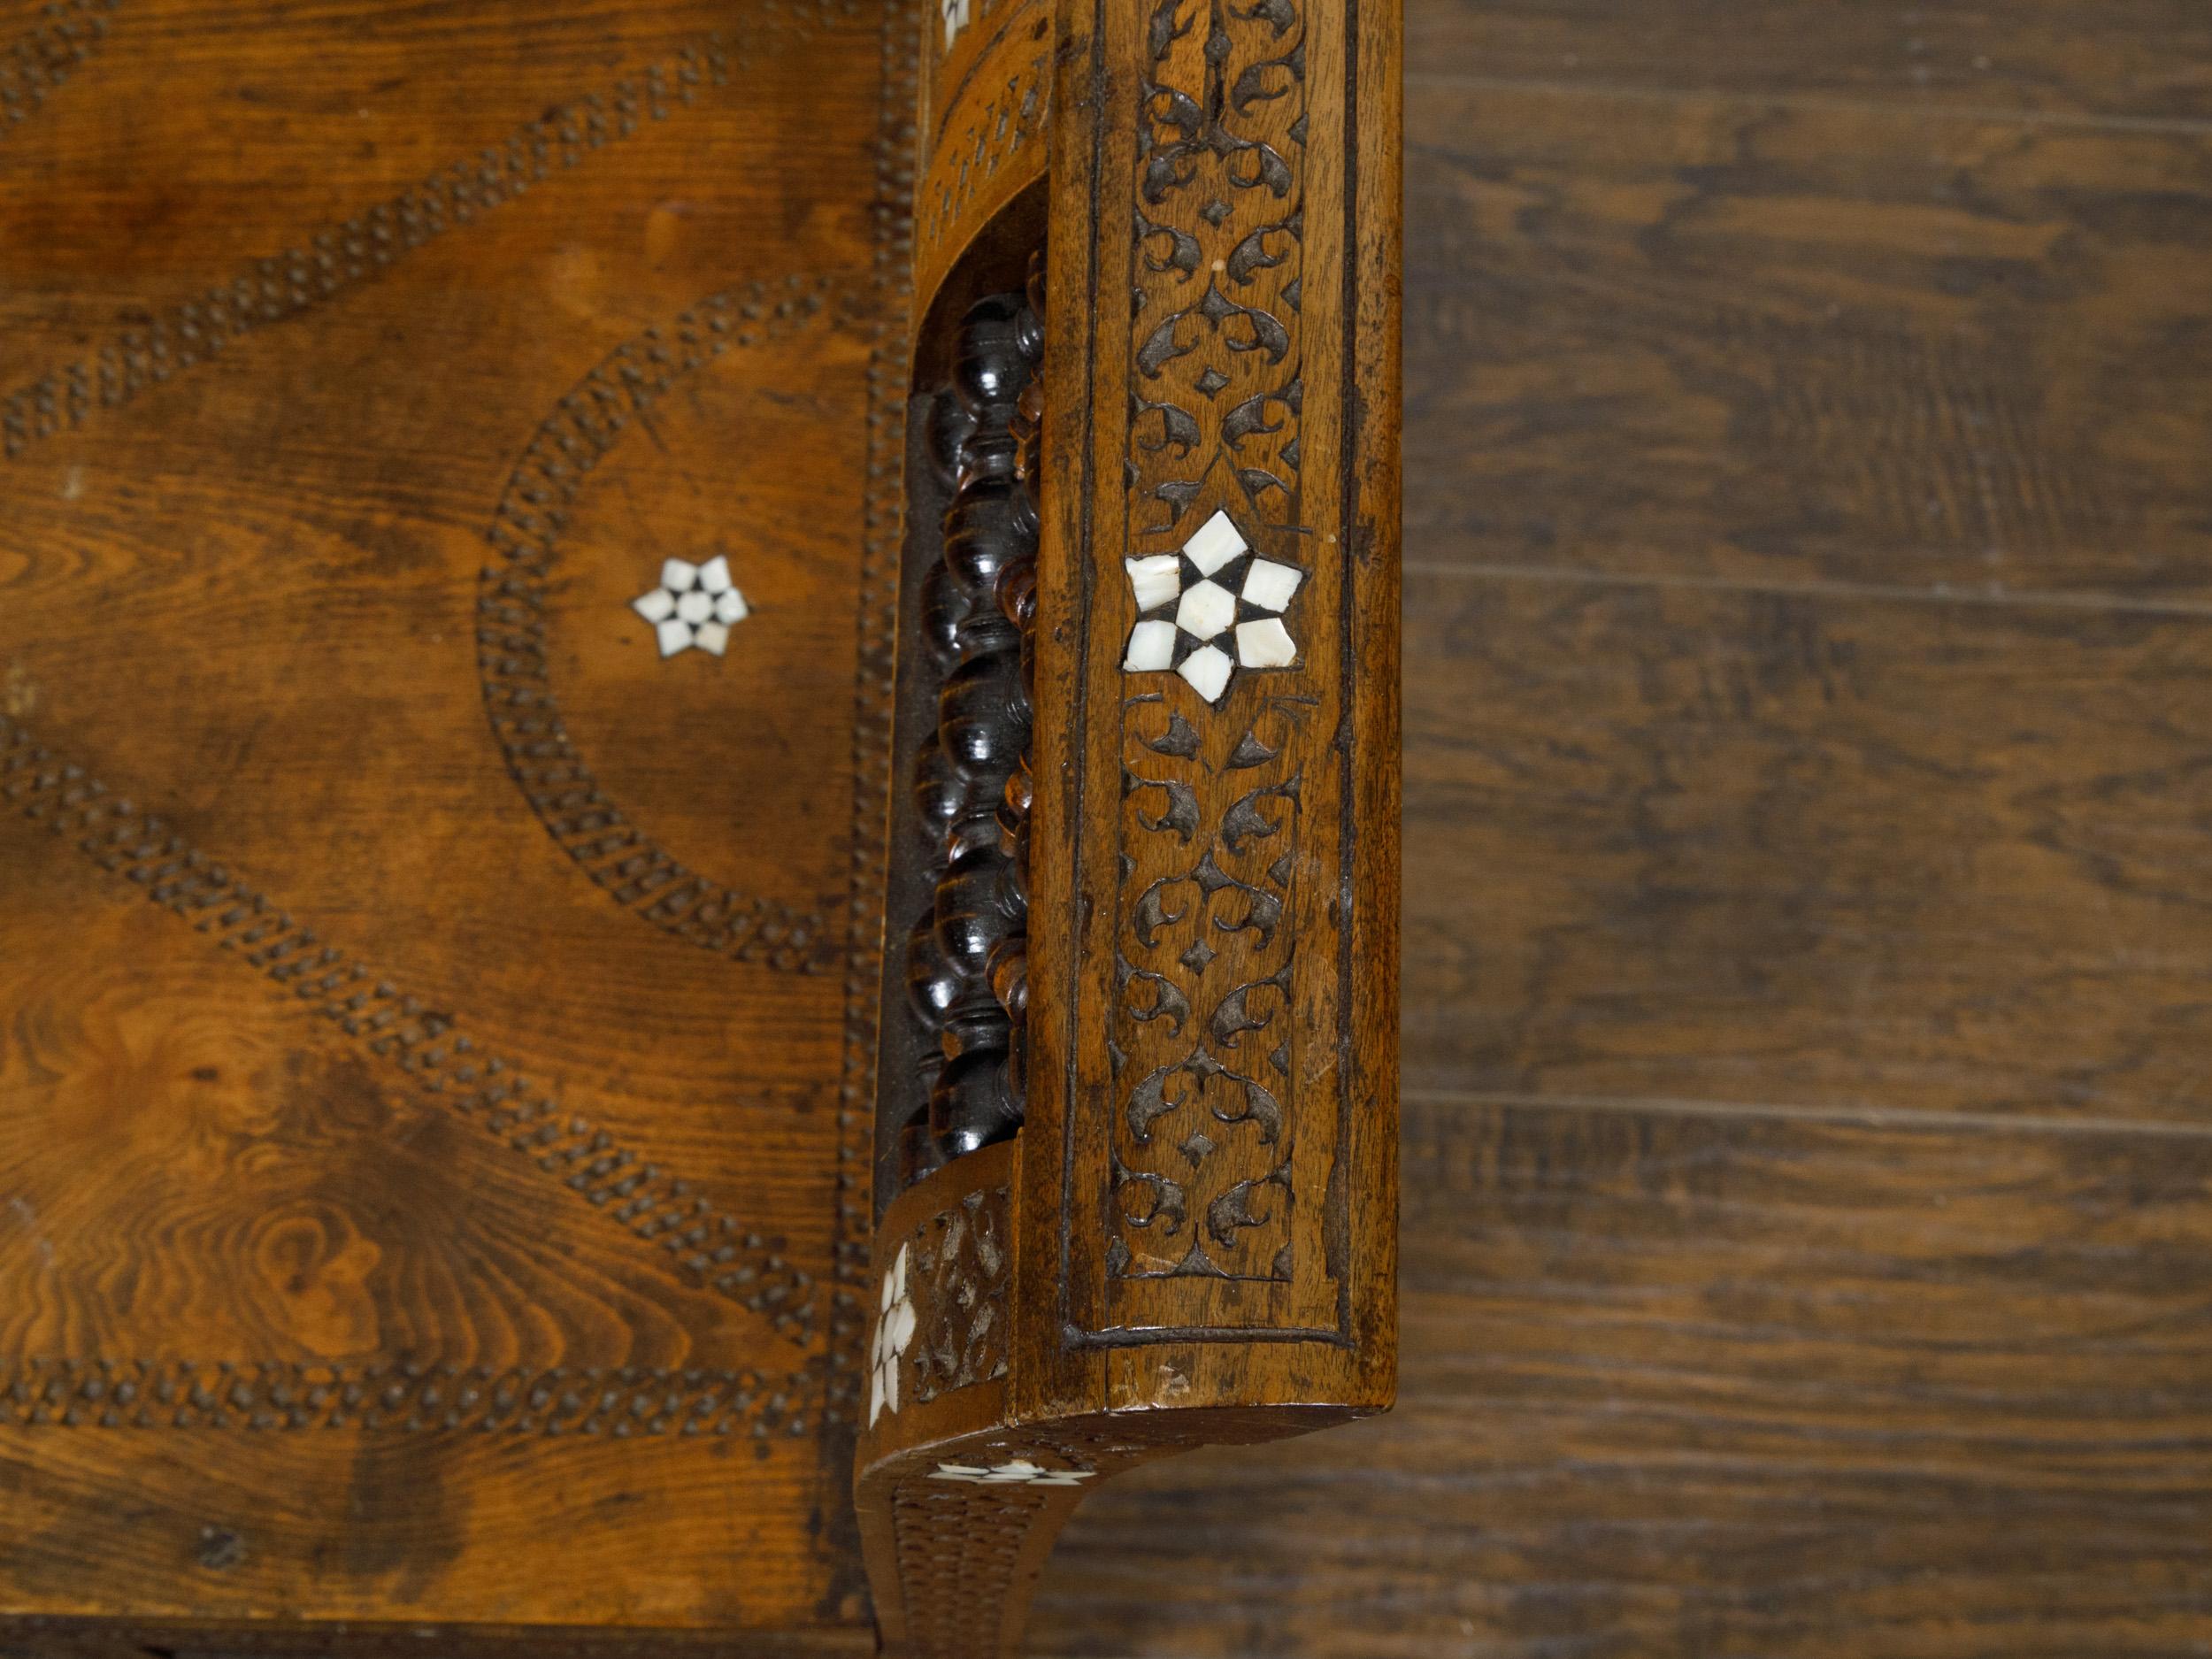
[907,1185,1014,1402]
[1102,0,1321,1306]
[1111,691,1307,1280]
[1128,0,1305,541]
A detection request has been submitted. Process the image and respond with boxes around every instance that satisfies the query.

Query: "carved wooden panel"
[0,0,921,1643]
[477,276,864,976]
[1020,0,1398,1399]
[860,1140,1018,1438]
[1098,0,1325,1329]
[1112,692,1305,1284]
[879,1421,1158,1659]
[912,0,1054,307]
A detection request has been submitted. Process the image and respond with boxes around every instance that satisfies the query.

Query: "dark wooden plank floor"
[1033,2,2212,1653]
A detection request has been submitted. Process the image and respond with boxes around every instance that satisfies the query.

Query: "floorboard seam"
[1406,1086,2212,1141]
[1404,70,2212,138]
[1402,558,2212,621]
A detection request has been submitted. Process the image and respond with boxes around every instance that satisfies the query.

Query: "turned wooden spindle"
[895,287,1045,1185]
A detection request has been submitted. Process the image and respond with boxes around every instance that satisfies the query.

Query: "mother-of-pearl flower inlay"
[868,1243,916,1427]
[930,1457,1096,1487]
[632,554,749,657]
[1120,509,1303,703]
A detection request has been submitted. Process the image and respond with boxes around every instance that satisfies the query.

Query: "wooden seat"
[0,2,1399,1654]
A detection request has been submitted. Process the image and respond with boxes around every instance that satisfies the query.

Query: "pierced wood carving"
[859,0,1394,1640]
[1111,690,1307,1281]
[1026,0,1395,1360]
[1126,0,1305,537]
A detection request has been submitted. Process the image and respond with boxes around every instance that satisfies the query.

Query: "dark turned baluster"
[895,281,1042,1186]
[993,255,1045,1137]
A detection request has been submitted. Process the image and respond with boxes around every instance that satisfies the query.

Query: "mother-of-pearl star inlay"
[1120,510,1302,703]
[632,555,749,657]
[930,1458,1096,1487]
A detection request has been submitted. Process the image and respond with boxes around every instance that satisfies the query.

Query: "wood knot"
[196,1525,246,1571]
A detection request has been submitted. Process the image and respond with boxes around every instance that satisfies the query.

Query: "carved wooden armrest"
[857,0,1401,1650]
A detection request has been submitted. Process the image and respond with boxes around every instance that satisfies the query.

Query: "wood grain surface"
[1029,1,2212,1654]
[0,0,908,1643]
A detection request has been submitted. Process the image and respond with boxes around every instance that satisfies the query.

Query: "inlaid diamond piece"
[1124,618,1179,672]
[1125,554,1183,614]
[1175,579,1236,641]
[1241,557,1303,613]
[1181,509,1248,576]
[633,588,676,624]
[699,555,735,595]
[1179,643,1234,703]
[654,618,692,658]
[661,557,701,593]
[1236,617,1297,668]
[713,589,749,625]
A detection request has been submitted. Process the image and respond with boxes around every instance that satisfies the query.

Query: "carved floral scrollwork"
[1108,693,1309,1281]
[1105,0,1310,1287]
[1128,0,1305,536]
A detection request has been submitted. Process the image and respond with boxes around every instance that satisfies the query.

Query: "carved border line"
[0,715,819,1341]
[819,0,921,1437]
[0,1357,817,1440]
[477,273,858,976]
[0,0,114,145]
[0,3,869,463]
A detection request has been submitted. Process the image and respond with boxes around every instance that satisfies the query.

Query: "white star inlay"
[632,554,749,657]
[930,1457,1096,1487]
[1120,509,1303,703]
